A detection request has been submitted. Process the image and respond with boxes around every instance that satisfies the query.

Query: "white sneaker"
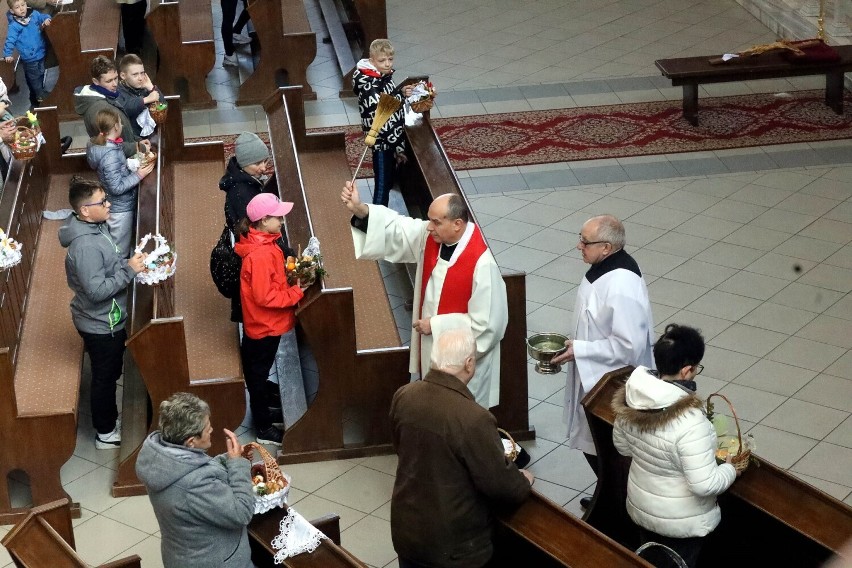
[95,419,121,450]
[223,54,238,67]
[232,33,252,45]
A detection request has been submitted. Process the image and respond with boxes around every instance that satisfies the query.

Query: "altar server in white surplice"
[552,215,654,471]
[341,181,508,408]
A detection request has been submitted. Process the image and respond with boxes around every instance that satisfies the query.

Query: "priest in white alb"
[551,215,654,486]
[341,181,508,409]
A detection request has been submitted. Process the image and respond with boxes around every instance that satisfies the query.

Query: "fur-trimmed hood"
[612,366,704,433]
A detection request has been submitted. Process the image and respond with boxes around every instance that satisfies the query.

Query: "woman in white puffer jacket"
[612,324,737,567]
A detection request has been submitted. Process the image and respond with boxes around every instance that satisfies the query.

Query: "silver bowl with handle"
[526,332,570,374]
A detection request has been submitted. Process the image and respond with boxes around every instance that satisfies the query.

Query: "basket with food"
[707,393,756,474]
[134,233,177,285]
[407,80,436,113]
[243,442,291,514]
[131,141,157,170]
[285,237,326,287]
[10,117,39,161]
[0,228,22,270]
[148,101,168,125]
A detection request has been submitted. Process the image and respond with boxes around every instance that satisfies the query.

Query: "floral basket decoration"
[407,80,436,114]
[10,112,42,161]
[148,101,168,125]
[706,392,757,474]
[243,442,291,515]
[285,236,326,287]
[134,233,177,285]
[0,228,22,270]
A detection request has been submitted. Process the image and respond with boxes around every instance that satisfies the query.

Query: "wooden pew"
[0,106,89,524]
[582,366,852,565]
[42,0,121,121]
[146,0,216,110]
[261,86,409,463]
[655,45,852,126]
[494,490,652,567]
[249,506,367,567]
[112,96,245,496]
[316,0,387,97]
[237,0,317,105]
[400,99,534,442]
[1,498,141,567]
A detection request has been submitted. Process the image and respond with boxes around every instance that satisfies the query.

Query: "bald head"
[430,328,476,382]
[426,194,470,245]
[587,215,625,251]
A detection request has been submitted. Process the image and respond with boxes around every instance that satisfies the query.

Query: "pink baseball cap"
[247,193,294,222]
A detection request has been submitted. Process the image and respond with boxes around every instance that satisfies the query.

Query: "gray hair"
[444,194,470,223]
[591,214,625,251]
[159,392,210,445]
[430,328,476,371]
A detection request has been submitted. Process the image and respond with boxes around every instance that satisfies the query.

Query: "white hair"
[430,328,476,371]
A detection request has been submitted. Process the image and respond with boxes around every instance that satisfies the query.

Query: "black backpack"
[210,225,241,299]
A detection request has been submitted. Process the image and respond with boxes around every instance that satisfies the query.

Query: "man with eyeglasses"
[60,176,145,449]
[551,214,654,506]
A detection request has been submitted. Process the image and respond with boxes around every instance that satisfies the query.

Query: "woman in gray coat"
[136,393,256,568]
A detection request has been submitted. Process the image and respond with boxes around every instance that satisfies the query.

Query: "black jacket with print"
[352,58,406,155]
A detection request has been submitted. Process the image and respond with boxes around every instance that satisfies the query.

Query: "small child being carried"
[86,107,154,257]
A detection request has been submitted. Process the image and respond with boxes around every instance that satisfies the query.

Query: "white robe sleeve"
[573,291,653,392]
[429,255,508,360]
[350,204,427,264]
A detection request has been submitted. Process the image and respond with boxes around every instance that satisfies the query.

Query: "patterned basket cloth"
[243,442,291,515]
[707,393,752,474]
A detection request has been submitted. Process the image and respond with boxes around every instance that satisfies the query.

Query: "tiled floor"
[3,0,851,566]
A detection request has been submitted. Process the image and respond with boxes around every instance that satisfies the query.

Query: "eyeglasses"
[578,234,608,247]
[692,364,704,375]
[82,198,110,208]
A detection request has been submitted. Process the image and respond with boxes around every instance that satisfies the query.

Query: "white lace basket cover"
[271,507,327,563]
[0,229,23,270]
[254,472,291,515]
[135,233,177,285]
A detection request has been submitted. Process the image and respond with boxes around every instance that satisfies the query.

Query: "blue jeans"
[371,148,397,206]
[22,58,47,107]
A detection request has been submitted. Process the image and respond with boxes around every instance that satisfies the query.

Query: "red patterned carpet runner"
[215,90,852,178]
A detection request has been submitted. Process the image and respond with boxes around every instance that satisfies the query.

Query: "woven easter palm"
[243,442,288,487]
[707,393,752,474]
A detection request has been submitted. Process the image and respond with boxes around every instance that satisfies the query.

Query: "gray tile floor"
[2,0,851,566]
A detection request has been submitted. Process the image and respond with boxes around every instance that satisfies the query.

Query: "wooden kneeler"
[1,498,141,567]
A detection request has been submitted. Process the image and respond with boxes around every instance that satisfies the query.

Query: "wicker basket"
[135,142,157,168]
[10,124,38,161]
[148,102,168,125]
[498,428,519,461]
[410,97,434,113]
[243,442,290,514]
[707,393,751,474]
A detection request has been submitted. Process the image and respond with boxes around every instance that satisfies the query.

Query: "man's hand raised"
[341,180,369,219]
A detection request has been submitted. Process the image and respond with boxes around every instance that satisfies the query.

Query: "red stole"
[419,224,488,318]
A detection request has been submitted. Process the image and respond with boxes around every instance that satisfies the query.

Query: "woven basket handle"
[707,392,743,457]
[498,427,518,460]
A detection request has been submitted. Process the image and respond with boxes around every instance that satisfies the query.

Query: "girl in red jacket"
[234,193,308,446]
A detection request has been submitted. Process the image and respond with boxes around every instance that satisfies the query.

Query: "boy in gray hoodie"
[59,176,145,449]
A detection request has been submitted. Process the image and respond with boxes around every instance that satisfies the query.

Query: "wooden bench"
[1,498,141,567]
[655,45,852,126]
[111,96,245,496]
[316,0,386,97]
[0,107,91,525]
[43,0,121,121]
[146,0,216,109]
[236,0,317,105]
[582,366,852,564]
[400,91,534,442]
[261,86,409,463]
[249,507,368,567]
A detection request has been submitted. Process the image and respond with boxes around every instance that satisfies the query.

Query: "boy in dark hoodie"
[60,176,145,449]
[352,38,413,207]
[3,0,51,108]
[117,53,162,138]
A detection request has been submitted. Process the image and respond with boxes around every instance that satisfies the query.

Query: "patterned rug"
[212,90,852,178]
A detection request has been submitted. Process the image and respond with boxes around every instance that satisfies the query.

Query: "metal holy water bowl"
[526,332,570,375]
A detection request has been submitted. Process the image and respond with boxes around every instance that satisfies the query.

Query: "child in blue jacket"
[3,0,51,108]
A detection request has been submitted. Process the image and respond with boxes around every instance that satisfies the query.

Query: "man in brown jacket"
[390,328,534,568]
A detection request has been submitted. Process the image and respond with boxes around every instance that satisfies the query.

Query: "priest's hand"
[413,318,432,335]
[342,181,369,219]
[551,339,574,364]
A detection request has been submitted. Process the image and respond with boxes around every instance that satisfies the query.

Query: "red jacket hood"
[234,228,281,258]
